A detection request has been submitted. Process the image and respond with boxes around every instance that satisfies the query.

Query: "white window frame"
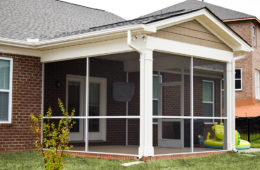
[202,80,214,124]
[255,70,260,100]
[0,57,13,124]
[253,25,257,47]
[153,74,162,124]
[235,68,242,91]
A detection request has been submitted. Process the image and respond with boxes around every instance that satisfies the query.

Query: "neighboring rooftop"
[0,0,124,40]
[140,0,255,21]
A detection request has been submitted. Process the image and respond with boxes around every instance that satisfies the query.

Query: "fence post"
[248,118,250,142]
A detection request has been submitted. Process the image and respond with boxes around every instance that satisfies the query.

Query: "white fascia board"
[0,45,43,57]
[144,8,252,53]
[146,36,233,62]
[0,38,34,48]
[41,38,133,63]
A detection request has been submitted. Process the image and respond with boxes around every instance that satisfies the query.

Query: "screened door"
[158,78,184,148]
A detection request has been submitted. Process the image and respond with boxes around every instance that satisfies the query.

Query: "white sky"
[62,0,260,20]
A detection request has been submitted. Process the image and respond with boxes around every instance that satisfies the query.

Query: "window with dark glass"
[235,68,242,90]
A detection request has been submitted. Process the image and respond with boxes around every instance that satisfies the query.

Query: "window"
[0,57,12,123]
[253,25,257,47]
[235,68,242,90]
[153,75,162,123]
[202,81,214,121]
[255,70,260,99]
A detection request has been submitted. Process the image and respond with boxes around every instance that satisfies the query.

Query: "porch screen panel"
[68,81,81,132]
[89,83,100,132]
[193,119,227,152]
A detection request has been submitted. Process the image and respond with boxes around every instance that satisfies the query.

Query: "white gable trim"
[146,36,233,62]
[143,9,252,53]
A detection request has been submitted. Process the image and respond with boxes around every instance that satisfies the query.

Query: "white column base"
[138,146,154,157]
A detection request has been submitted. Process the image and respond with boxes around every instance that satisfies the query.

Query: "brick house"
[0,0,253,160]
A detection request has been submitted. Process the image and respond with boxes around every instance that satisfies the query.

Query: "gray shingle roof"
[0,0,124,40]
[0,0,255,41]
[140,0,255,20]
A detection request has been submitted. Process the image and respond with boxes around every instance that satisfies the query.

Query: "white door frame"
[66,74,107,141]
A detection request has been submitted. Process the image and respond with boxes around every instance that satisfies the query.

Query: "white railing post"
[138,49,154,158]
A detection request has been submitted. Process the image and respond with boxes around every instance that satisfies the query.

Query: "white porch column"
[224,61,235,150]
[85,57,89,152]
[138,49,154,157]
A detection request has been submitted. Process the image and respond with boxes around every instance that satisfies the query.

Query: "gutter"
[224,17,260,25]
[234,54,246,61]
[0,24,149,49]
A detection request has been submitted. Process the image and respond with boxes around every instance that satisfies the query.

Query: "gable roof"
[0,0,124,41]
[0,0,253,53]
[140,0,255,21]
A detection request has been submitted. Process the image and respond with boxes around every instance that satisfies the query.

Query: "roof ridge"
[56,0,106,12]
[89,9,189,30]
[200,0,255,18]
[138,0,255,20]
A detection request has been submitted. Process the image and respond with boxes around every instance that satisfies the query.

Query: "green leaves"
[30,98,75,170]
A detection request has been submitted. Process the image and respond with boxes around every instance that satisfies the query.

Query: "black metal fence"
[236,117,260,142]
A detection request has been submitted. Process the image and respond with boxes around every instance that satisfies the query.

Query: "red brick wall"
[225,21,260,105]
[0,53,42,152]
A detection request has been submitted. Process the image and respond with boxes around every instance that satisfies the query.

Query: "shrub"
[30,98,75,170]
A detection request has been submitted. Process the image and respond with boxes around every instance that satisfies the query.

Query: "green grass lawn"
[1,151,260,170]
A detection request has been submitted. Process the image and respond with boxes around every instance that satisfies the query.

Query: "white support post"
[41,63,45,144]
[126,72,129,146]
[224,61,235,150]
[85,57,90,152]
[190,57,194,153]
[138,49,154,158]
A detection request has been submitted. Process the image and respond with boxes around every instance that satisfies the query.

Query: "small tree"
[30,98,75,170]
